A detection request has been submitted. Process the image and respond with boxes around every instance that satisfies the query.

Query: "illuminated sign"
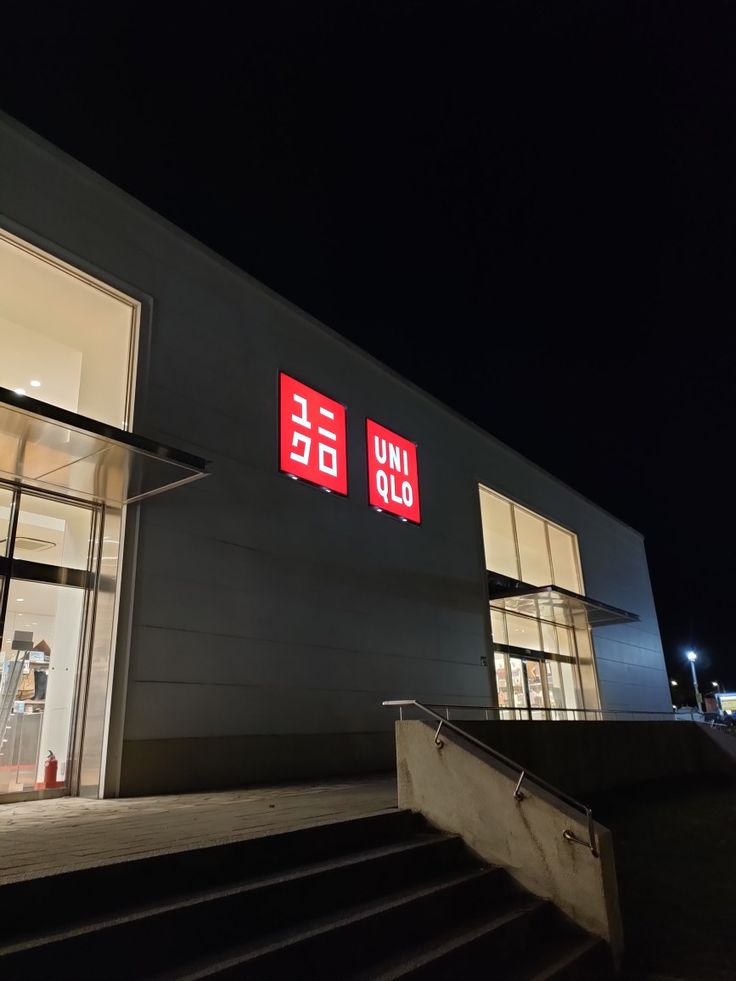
[366,419,420,523]
[279,373,347,494]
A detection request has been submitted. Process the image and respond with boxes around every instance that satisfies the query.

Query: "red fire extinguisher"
[44,751,58,789]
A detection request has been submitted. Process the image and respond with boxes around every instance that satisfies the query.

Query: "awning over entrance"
[0,387,208,505]
[487,572,639,628]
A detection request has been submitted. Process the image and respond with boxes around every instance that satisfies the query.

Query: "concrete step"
[0,828,491,977]
[0,807,421,945]
[351,900,560,979]
[0,808,612,980]
[167,864,518,979]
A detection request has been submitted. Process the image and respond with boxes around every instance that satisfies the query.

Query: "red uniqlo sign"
[366,419,421,523]
[279,373,348,494]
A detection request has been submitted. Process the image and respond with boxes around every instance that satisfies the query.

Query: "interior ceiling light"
[30,380,41,387]
[14,387,26,395]
[0,536,56,552]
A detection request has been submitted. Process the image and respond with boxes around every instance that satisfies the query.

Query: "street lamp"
[670,679,678,687]
[687,651,704,713]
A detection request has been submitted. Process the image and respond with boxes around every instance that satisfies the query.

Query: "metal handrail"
[384,699,599,857]
[387,702,699,722]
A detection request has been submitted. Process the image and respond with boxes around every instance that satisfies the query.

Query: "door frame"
[0,480,103,801]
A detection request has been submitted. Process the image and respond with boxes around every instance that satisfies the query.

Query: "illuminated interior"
[0,229,138,429]
[479,485,598,718]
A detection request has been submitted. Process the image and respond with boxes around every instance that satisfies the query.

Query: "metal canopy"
[0,387,208,505]
[488,573,639,628]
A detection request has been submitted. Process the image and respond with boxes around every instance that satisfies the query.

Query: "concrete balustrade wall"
[395,720,623,956]
[444,720,736,798]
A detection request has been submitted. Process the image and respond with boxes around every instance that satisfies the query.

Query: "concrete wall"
[450,720,736,799]
[0,112,672,796]
[396,720,623,953]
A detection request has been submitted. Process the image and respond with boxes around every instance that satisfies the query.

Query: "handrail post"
[513,770,525,801]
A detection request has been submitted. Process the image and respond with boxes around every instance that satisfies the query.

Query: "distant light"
[14,388,26,395]
[323,487,331,493]
[687,651,697,662]
[713,681,719,688]
[17,598,24,603]
[400,517,408,523]
[288,474,298,480]
[30,380,41,387]
[670,679,678,687]
[673,704,677,710]
[375,507,383,513]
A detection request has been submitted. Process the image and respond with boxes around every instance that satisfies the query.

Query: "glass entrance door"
[0,485,99,797]
[508,656,530,719]
[499,654,552,719]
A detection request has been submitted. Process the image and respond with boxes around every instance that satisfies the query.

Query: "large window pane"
[548,525,582,592]
[15,494,94,570]
[540,621,559,655]
[0,485,13,556]
[490,608,508,645]
[505,613,543,652]
[526,661,546,714]
[494,653,511,709]
[479,488,519,578]
[560,661,581,714]
[514,507,552,585]
[556,625,574,658]
[0,578,85,793]
[0,231,138,428]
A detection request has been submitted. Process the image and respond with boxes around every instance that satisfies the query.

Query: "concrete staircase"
[0,810,611,979]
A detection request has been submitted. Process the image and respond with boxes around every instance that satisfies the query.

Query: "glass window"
[15,494,94,571]
[0,231,138,429]
[490,608,508,645]
[505,613,543,652]
[0,485,13,556]
[0,578,85,794]
[548,525,582,593]
[480,484,597,720]
[514,507,552,585]
[556,625,574,657]
[478,484,584,592]
[526,660,546,714]
[509,657,527,713]
[494,653,511,709]
[540,621,558,655]
[560,660,581,715]
[479,487,518,578]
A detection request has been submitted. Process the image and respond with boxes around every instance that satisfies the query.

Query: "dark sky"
[2,1,734,695]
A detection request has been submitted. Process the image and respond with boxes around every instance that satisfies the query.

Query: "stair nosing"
[524,934,606,980]
[358,898,550,981]
[168,866,504,981]
[0,832,471,957]
[0,806,408,888]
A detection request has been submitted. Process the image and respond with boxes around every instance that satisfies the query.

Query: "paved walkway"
[0,775,397,885]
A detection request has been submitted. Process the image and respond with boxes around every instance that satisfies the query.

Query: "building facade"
[0,113,671,802]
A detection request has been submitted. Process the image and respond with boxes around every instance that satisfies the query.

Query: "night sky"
[2,2,733,696]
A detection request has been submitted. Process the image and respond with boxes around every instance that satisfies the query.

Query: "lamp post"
[687,651,704,714]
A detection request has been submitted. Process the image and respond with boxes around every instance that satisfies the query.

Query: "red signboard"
[366,419,420,523]
[279,373,348,494]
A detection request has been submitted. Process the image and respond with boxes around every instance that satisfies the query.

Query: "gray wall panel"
[0,113,673,793]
